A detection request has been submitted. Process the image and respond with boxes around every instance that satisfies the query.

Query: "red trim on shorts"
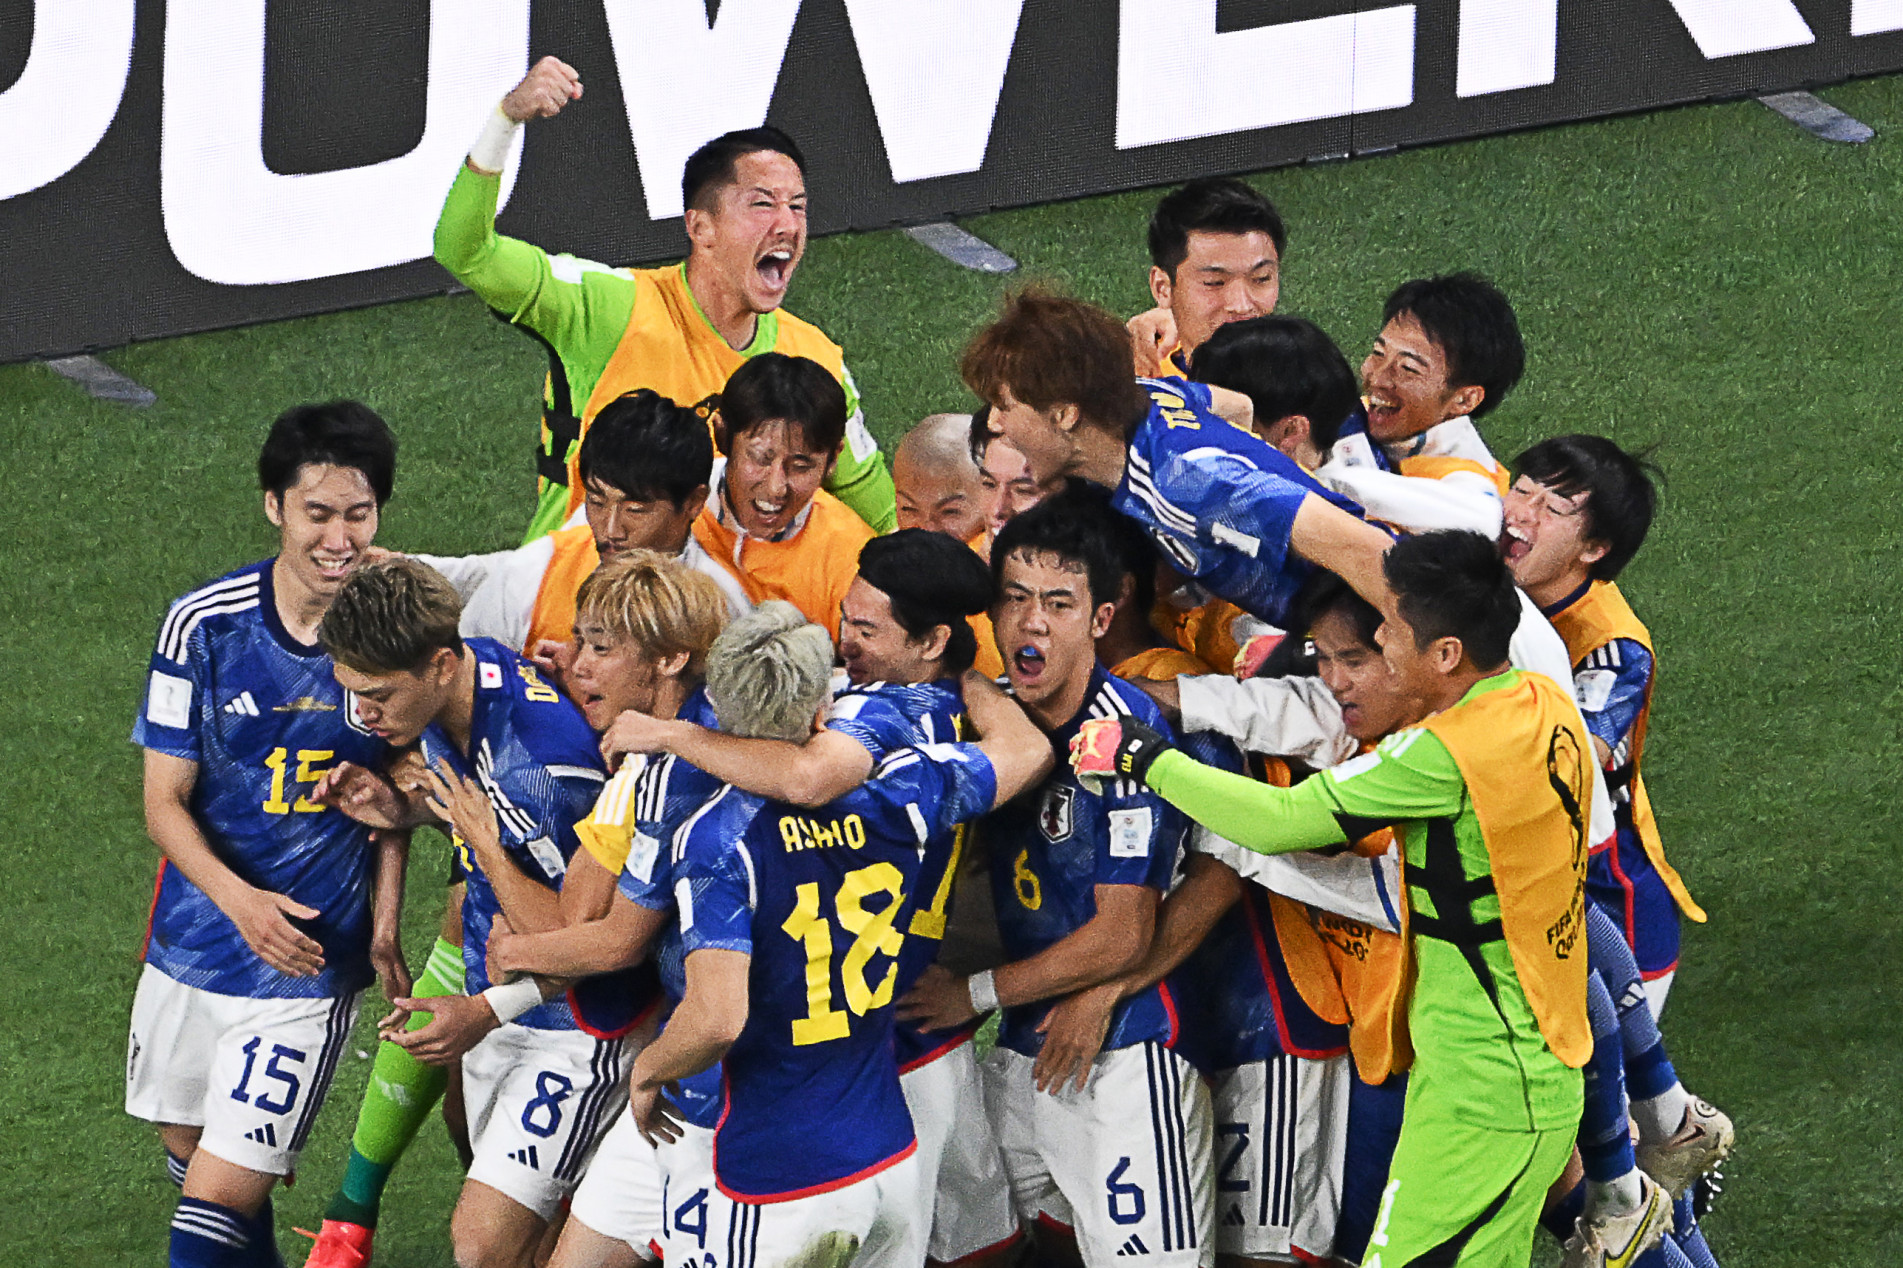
[647,1240,663,1261]
[140,859,168,960]
[714,1137,918,1204]
[1033,1211,1075,1236]
[1639,962,1678,982]
[1607,835,1640,950]
[1245,899,1343,1061]
[897,1023,978,1075]
[935,1226,1027,1265]
[1290,1245,1329,1265]
[566,988,664,1041]
[1158,980,1180,1048]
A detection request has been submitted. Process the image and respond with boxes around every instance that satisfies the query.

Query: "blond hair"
[703,601,834,741]
[575,550,728,675]
[319,557,462,673]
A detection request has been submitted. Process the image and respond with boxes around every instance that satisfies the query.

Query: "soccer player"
[895,412,987,542]
[434,56,894,540]
[1319,274,1523,536]
[901,497,1214,1268]
[1127,177,1287,378]
[596,529,1020,1267]
[691,352,876,630]
[126,401,404,1268]
[622,602,1052,1268]
[312,559,619,1268]
[418,389,750,654]
[1502,436,1705,1012]
[1075,531,1593,1268]
[1190,315,1361,471]
[969,415,1067,680]
[961,289,1395,628]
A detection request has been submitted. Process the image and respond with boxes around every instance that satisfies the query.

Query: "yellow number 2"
[781,863,908,1046]
[262,747,333,815]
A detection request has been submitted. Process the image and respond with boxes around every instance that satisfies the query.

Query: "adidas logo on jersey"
[222,692,260,717]
[1223,1205,1246,1227]
[507,1146,540,1170]
[1116,1235,1150,1256]
[243,1123,277,1147]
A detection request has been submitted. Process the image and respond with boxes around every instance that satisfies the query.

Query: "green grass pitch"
[3,73,1899,1266]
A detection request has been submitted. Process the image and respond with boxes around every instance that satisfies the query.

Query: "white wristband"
[967,970,999,1014]
[468,105,521,176]
[482,976,545,1024]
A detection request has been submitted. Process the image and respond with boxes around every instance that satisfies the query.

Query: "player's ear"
[1090,602,1117,640]
[1580,538,1610,568]
[1431,635,1465,675]
[657,649,692,681]
[1050,403,1081,435]
[917,622,952,663]
[684,206,718,253]
[263,490,285,528]
[1148,265,1173,309]
[682,485,710,522]
[1447,383,1486,420]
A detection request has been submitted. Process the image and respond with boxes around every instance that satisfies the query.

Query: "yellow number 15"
[780,863,907,1046]
[262,747,332,815]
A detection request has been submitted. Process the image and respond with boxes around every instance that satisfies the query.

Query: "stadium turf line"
[3,74,1900,1267]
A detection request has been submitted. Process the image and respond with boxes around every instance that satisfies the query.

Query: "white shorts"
[125,964,359,1175]
[462,1021,630,1220]
[902,1039,1021,1264]
[690,1153,923,1268]
[1209,1054,1350,1261]
[982,1042,1214,1268]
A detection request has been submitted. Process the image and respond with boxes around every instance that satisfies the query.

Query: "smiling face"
[1359,313,1484,444]
[723,419,835,539]
[583,475,706,560]
[894,457,984,542]
[837,577,943,687]
[1311,608,1415,743]
[993,549,1113,725]
[1501,476,1606,605]
[265,463,380,603]
[332,649,458,747]
[693,150,807,316]
[1151,229,1280,358]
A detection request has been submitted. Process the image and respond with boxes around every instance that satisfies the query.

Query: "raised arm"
[1290,494,1397,615]
[601,711,874,807]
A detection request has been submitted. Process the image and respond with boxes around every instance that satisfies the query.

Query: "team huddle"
[128,56,1736,1268]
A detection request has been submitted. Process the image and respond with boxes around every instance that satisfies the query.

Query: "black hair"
[1190,316,1360,453]
[718,353,847,455]
[681,126,806,215]
[989,485,1125,610]
[856,530,994,675]
[1148,178,1288,278]
[1382,531,1520,670]
[1511,435,1660,582]
[258,400,397,505]
[1382,273,1524,418]
[1296,571,1383,651]
[579,390,714,508]
[967,403,993,467]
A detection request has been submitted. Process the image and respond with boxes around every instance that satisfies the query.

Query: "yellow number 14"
[780,862,907,1047]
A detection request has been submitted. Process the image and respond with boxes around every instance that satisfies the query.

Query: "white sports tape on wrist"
[968,969,999,1014]
[482,976,544,1023]
[468,106,520,176]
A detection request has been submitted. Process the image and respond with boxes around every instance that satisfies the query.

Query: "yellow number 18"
[780,862,907,1047]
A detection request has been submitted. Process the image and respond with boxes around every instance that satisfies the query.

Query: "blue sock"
[1588,905,1680,1088]
[170,1197,251,1267]
[1673,1194,1721,1268]
[1540,1179,1585,1242]
[1580,972,1638,1184]
[242,1197,283,1268]
[165,1151,190,1189]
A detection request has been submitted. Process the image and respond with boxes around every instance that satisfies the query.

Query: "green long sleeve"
[1144,749,1350,855]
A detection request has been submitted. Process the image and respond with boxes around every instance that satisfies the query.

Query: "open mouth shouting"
[1501,522,1532,564]
[756,246,794,296]
[1011,643,1048,685]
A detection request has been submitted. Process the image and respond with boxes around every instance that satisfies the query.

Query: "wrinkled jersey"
[1114,378,1365,627]
[828,679,977,1067]
[677,744,998,1201]
[982,667,1184,1056]
[132,560,387,999]
[420,638,607,1031]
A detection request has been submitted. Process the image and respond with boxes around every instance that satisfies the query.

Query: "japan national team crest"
[1038,785,1075,842]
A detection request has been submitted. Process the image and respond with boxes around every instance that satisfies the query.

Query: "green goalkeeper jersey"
[1146,669,1582,1132]
[434,165,895,542]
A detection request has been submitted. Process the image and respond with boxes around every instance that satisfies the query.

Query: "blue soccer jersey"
[983,667,1186,1057]
[1115,378,1366,627]
[675,743,999,1201]
[827,679,980,1068]
[419,638,607,1031]
[608,687,729,1129]
[132,560,389,999]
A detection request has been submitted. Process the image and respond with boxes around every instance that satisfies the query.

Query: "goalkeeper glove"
[1069,716,1172,792]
